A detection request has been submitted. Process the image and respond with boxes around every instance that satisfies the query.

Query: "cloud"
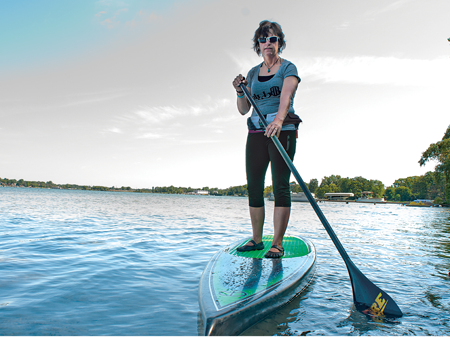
[295,56,450,87]
[367,0,414,16]
[181,139,222,145]
[125,10,161,28]
[132,98,232,125]
[336,21,350,30]
[96,6,161,30]
[229,52,450,88]
[212,115,240,123]
[61,92,127,107]
[107,127,122,133]
[104,97,233,140]
[136,133,163,139]
[100,127,123,136]
[134,106,183,124]
[100,8,129,28]
[228,50,261,75]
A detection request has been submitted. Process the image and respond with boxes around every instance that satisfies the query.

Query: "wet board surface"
[199,235,316,336]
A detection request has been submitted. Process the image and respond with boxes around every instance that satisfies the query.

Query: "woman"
[232,20,301,258]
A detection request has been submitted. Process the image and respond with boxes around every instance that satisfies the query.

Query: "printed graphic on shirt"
[252,86,281,101]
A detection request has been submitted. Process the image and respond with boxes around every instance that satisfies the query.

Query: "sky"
[1,0,449,189]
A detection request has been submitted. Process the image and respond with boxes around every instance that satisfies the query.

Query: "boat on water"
[268,192,317,202]
[198,235,316,336]
[356,191,386,203]
[406,199,435,207]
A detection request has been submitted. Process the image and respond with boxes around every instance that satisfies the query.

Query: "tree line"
[0,178,134,192]
[0,178,247,197]
[1,173,444,204]
[0,173,446,203]
[301,172,446,203]
[151,185,248,196]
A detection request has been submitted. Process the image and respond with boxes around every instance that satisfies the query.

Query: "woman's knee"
[273,188,291,207]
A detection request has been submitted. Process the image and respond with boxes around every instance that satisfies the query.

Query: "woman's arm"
[265,76,299,137]
[232,74,251,115]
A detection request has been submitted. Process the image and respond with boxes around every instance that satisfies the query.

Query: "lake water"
[1,187,449,335]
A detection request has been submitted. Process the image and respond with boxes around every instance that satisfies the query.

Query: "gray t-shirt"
[246,59,301,131]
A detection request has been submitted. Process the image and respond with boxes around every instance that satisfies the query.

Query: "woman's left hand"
[264,119,283,138]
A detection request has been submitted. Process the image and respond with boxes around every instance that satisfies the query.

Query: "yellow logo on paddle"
[370,292,388,315]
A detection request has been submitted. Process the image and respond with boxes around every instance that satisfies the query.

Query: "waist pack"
[283,112,302,126]
[248,112,302,131]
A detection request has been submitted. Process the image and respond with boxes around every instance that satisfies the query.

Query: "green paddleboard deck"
[229,235,311,259]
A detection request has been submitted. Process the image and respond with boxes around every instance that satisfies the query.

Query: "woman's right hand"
[232,74,248,91]
[233,74,251,114]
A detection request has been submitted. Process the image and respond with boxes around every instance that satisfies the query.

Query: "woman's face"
[259,30,279,57]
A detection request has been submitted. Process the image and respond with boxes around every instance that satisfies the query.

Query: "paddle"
[239,83,403,318]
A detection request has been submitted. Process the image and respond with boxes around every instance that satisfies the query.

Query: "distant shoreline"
[0,183,248,197]
[2,185,448,207]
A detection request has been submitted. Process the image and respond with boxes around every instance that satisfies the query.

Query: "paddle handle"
[239,84,350,261]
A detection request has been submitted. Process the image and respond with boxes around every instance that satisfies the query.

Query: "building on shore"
[187,190,210,195]
[324,192,354,201]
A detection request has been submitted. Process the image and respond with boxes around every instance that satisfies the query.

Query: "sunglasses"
[258,36,279,44]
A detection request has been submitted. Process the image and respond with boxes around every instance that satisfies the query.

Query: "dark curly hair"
[252,20,286,56]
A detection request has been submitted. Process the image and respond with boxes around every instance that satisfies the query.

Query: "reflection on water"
[0,187,449,335]
[338,305,401,335]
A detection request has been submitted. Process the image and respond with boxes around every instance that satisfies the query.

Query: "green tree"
[321,175,341,186]
[419,125,450,202]
[395,186,412,201]
[385,187,396,200]
[92,186,109,191]
[290,181,309,193]
[370,180,385,198]
[316,183,339,198]
[411,174,433,199]
[290,182,303,193]
[308,179,319,194]
[264,185,273,197]
[342,179,363,198]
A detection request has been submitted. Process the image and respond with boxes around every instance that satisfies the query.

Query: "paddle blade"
[346,260,403,317]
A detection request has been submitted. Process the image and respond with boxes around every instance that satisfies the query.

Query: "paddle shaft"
[240,83,402,317]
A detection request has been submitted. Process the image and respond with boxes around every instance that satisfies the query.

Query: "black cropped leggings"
[246,131,297,207]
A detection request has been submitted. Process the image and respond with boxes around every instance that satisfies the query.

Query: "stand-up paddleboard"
[198,235,316,336]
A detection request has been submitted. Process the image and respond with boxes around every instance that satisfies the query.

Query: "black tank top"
[258,74,275,82]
